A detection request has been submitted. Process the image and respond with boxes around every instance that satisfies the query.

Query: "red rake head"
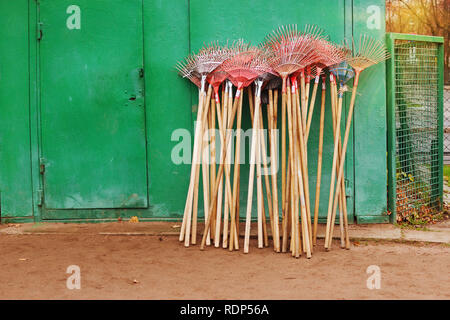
[207,66,229,103]
[221,44,268,91]
[296,24,327,68]
[263,25,305,79]
[206,43,235,100]
[255,44,277,82]
[309,64,325,78]
[264,24,326,91]
[207,65,229,89]
[314,39,346,72]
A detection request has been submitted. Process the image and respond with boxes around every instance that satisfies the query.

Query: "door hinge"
[39,157,45,174]
[37,22,43,41]
[37,189,44,206]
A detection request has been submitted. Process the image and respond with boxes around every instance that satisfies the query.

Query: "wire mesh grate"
[393,40,441,222]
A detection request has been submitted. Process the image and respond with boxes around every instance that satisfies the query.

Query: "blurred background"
[386,0,450,163]
[386,0,449,84]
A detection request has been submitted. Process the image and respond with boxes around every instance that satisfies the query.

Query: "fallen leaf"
[129,216,139,223]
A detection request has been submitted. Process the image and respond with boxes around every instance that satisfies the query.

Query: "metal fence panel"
[386,33,444,223]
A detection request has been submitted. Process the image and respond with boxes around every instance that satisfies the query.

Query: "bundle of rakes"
[176,25,389,259]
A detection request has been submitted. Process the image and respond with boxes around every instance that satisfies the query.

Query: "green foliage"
[443,165,450,181]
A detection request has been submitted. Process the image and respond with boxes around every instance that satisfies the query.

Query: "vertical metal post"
[386,33,397,222]
[437,41,444,210]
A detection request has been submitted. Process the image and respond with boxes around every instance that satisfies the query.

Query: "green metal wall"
[352,0,389,223]
[0,0,34,220]
[189,0,351,223]
[0,0,388,223]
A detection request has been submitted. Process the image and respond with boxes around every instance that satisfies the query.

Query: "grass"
[394,222,432,232]
[444,165,450,182]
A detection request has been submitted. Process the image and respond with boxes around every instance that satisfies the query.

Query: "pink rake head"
[221,43,267,98]
[205,43,235,103]
[254,47,277,97]
[264,24,325,92]
[255,43,277,82]
[309,64,325,78]
[314,39,345,70]
[310,39,346,85]
[207,65,229,103]
[292,26,328,87]
[176,41,231,92]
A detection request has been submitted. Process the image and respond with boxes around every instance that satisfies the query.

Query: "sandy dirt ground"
[0,228,449,300]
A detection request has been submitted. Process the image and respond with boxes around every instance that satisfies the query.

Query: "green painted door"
[39,0,148,210]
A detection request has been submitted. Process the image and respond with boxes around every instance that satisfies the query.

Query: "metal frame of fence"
[386,33,444,223]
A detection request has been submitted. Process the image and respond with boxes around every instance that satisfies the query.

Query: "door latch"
[37,189,44,206]
[37,22,43,41]
[139,68,144,78]
[39,157,45,174]
[345,179,352,198]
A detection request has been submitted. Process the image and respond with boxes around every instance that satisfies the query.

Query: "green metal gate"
[386,33,444,223]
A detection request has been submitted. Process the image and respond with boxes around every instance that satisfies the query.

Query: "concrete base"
[1,220,449,244]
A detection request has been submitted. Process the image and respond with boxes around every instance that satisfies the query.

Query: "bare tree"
[386,0,449,84]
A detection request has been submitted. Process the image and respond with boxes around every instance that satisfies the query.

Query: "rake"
[207,62,232,247]
[311,69,327,244]
[304,40,345,142]
[215,79,236,249]
[176,52,205,247]
[290,36,323,257]
[222,44,257,250]
[323,61,354,249]
[331,63,354,248]
[200,45,263,250]
[263,77,285,251]
[288,27,324,255]
[198,44,235,247]
[212,79,235,248]
[308,43,346,245]
[247,71,278,250]
[264,24,313,253]
[290,40,322,255]
[222,45,262,251]
[261,77,282,250]
[262,75,281,247]
[218,48,274,253]
[325,36,389,250]
[176,43,230,247]
[292,26,325,137]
